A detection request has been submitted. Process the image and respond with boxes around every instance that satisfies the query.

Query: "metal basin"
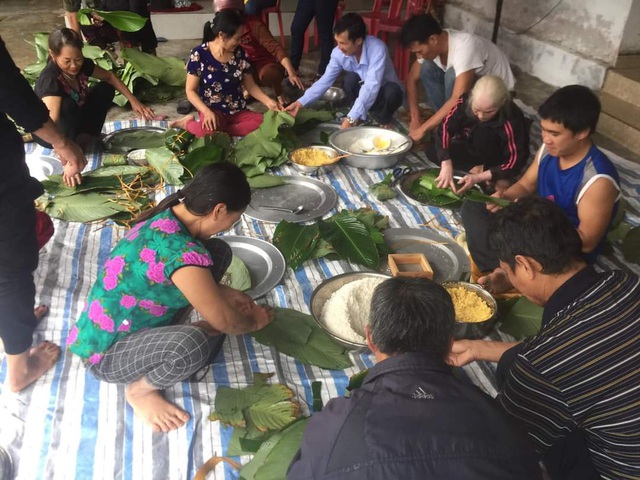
[288,145,339,175]
[443,281,498,340]
[310,272,391,351]
[329,126,412,169]
[317,87,346,107]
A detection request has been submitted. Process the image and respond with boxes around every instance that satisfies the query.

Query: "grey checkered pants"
[86,238,232,388]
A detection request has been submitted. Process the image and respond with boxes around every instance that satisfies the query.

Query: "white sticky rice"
[321,277,385,344]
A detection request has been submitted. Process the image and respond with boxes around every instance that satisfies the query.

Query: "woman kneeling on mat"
[34,28,155,151]
[68,163,272,432]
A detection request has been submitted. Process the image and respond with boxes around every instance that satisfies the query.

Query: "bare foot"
[169,114,194,131]
[5,341,60,392]
[34,304,49,322]
[478,267,513,294]
[125,378,190,432]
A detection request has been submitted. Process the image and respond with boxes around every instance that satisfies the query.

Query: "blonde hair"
[469,75,510,111]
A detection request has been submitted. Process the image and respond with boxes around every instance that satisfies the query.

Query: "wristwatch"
[346,116,356,125]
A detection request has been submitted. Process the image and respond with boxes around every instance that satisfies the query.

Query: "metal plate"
[244,176,338,223]
[398,168,481,209]
[102,126,166,153]
[0,446,13,480]
[383,228,471,283]
[25,154,64,181]
[219,235,286,300]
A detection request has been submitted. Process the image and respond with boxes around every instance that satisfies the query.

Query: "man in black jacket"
[1,38,86,392]
[287,277,542,480]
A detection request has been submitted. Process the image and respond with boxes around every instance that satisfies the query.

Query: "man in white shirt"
[400,14,514,142]
[285,13,402,129]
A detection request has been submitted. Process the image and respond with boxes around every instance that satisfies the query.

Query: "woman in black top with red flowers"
[34,28,154,150]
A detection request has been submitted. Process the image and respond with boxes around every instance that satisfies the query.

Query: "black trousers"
[460,199,499,272]
[290,0,339,75]
[343,72,403,125]
[449,126,504,172]
[0,179,43,355]
[497,345,601,480]
[34,82,115,149]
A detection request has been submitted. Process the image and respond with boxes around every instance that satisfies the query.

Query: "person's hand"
[220,285,255,315]
[284,100,302,117]
[486,190,506,213]
[201,108,219,132]
[53,139,86,187]
[447,340,478,367]
[130,99,155,121]
[340,117,353,129]
[409,116,422,134]
[252,305,274,331]
[435,160,456,191]
[409,123,426,142]
[287,71,305,90]
[264,98,282,111]
[456,172,482,194]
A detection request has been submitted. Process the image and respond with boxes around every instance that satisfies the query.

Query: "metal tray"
[383,228,471,283]
[219,235,286,299]
[0,446,13,480]
[25,154,63,181]
[244,176,338,223]
[102,126,166,153]
[398,168,481,209]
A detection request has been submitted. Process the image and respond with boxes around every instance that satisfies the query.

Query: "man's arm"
[498,358,575,453]
[448,339,521,367]
[411,69,475,141]
[405,60,423,132]
[576,178,619,253]
[297,53,342,107]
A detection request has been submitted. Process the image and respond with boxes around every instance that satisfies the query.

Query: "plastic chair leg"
[277,11,285,47]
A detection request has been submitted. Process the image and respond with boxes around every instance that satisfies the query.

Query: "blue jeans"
[420,61,456,112]
[343,72,403,125]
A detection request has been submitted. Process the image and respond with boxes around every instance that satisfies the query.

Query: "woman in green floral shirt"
[69,163,272,432]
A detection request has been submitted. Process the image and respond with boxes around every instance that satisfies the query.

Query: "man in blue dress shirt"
[285,13,403,129]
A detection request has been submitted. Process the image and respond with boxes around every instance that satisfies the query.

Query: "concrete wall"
[444,0,634,88]
[620,0,640,53]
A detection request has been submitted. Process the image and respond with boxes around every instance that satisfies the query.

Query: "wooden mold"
[388,253,434,279]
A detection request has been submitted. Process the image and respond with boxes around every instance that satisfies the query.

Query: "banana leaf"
[180,145,223,179]
[622,226,640,263]
[346,369,369,394]
[311,381,323,413]
[273,222,320,271]
[120,47,187,86]
[103,154,128,166]
[318,212,380,269]
[77,9,148,32]
[497,297,543,340]
[251,308,352,370]
[464,189,512,207]
[221,255,252,291]
[369,173,396,201]
[410,179,462,207]
[44,192,132,223]
[210,373,298,431]
[247,175,288,189]
[227,426,275,456]
[84,165,151,177]
[165,128,195,155]
[146,147,184,185]
[104,129,166,153]
[240,418,309,480]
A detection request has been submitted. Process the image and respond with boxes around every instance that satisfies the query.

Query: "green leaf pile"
[210,373,300,432]
[273,208,389,270]
[410,169,511,208]
[251,308,352,370]
[239,418,309,480]
[221,255,252,292]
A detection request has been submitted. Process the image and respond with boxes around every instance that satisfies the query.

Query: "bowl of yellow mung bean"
[288,145,340,174]
[443,281,498,339]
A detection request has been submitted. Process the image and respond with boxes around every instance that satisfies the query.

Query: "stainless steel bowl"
[329,127,412,169]
[443,281,498,340]
[127,148,148,166]
[310,272,391,351]
[288,145,340,175]
[318,86,346,105]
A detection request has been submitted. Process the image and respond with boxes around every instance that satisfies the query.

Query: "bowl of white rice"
[310,272,391,351]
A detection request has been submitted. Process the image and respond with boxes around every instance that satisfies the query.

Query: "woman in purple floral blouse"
[171,9,281,137]
[69,163,273,432]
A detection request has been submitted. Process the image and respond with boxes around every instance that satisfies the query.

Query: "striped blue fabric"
[1,117,638,479]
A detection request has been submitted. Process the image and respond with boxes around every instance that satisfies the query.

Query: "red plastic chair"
[376,0,431,81]
[361,0,385,37]
[303,4,343,53]
[261,0,285,47]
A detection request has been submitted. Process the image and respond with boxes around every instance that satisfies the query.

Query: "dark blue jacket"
[287,352,542,480]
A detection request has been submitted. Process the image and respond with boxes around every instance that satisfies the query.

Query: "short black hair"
[400,14,442,47]
[538,85,601,135]
[488,197,583,274]
[333,13,367,42]
[369,277,454,358]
